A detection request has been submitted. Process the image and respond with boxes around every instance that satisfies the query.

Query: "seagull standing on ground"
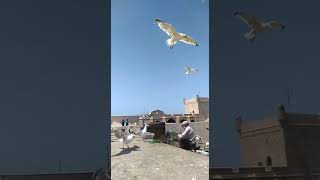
[233,12,286,42]
[154,19,199,49]
[139,124,150,142]
[184,66,199,75]
[112,126,136,148]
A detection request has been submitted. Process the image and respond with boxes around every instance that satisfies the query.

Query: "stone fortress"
[211,104,320,179]
[236,104,320,169]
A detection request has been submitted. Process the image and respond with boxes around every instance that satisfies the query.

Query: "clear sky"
[211,0,320,167]
[111,0,209,115]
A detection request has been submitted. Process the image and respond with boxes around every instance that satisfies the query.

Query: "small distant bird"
[184,66,199,75]
[233,12,286,42]
[154,19,199,49]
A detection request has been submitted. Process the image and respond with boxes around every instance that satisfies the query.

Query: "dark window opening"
[167,119,175,123]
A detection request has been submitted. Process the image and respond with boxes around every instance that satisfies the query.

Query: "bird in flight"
[154,19,199,49]
[184,66,199,75]
[233,12,286,42]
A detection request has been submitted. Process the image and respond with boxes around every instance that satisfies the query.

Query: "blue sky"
[111,0,209,115]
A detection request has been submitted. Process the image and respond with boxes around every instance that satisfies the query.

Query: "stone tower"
[183,95,209,119]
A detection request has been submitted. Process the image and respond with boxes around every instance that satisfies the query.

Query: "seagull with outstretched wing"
[154,19,199,49]
[112,126,136,148]
[233,12,286,42]
[184,66,199,75]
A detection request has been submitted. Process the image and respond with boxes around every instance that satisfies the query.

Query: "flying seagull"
[184,66,199,75]
[233,12,286,42]
[154,19,199,49]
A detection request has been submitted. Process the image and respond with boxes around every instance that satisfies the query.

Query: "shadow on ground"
[112,145,141,157]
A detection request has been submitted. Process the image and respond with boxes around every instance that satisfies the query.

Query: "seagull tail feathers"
[244,32,256,42]
[166,38,174,48]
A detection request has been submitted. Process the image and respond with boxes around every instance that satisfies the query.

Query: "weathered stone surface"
[111,135,208,180]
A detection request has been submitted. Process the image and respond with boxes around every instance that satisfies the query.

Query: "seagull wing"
[156,21,177,36]
[264,21,286,30]
[179,35,198,46]
[184,67,192,74]
[234,12,258,28]
[191,68,199,72]
[113,128,125,139]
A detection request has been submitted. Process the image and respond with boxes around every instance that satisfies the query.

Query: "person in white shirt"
[178,121,195,150]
